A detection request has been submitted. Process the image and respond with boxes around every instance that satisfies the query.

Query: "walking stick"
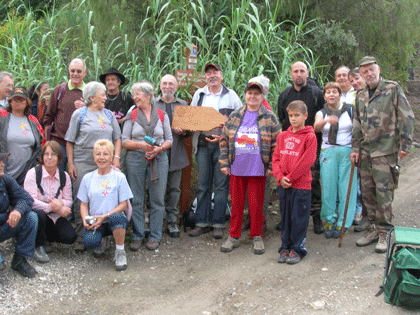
[338,158,355,247]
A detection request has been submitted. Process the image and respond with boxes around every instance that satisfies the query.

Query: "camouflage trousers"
[359,151,399,228]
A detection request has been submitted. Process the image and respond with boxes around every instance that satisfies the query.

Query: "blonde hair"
[93,139,114,157]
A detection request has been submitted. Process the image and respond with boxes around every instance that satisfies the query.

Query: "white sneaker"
[114,249,127,271]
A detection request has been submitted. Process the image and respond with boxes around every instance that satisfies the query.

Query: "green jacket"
[219,104,280,170]
[352,78,414,157]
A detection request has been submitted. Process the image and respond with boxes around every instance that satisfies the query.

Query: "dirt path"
[21,151,420,315]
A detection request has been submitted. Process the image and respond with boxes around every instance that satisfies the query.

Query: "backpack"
[130,108,165,124]
[35,164,66,199]
[78,106,114,132]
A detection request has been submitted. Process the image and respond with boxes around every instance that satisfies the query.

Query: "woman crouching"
[77,139,133,271]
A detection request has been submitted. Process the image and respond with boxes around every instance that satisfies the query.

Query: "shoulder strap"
[321,108,326,118]
[55,170,67,199]
[157,109,165,123]
[35,165,44,195]
[122,91,126,102]
[103,108,114,122]
[310,86,318,106]
[78,106,88,132]
[57,82,67,102]
[131,108,138,122]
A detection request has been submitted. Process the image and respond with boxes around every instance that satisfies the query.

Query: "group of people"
[0,54,414,278]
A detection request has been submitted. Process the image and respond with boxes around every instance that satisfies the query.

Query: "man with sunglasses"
[44,58,87,172]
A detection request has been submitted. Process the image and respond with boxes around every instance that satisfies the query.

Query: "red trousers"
[229,175,266,239]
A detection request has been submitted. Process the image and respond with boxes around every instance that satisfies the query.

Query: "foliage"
[0,0,324,110]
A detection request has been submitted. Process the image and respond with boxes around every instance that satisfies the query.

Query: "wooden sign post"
[174,44,206,214]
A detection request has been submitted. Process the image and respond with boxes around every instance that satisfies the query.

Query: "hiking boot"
[356,224,379,247]
[353,213,363,225]
[354,217,369,232]
[332,227,348,239]
[286,250,301,265]
[74,241,86,254]
[252,236,265,255]
[11,253,37,278]
[129,240,142,252]
[313,214,324,234]
[375,230,388,253]
[212,228,224,239]
[34,246,50,263]
[168,223,180,238]
[241,214,251,231]
[324,223,334,239]
[93,236,112,258]
[277,249,289,263]
[188,226,211,237]
[145,240,159,251]
[114,249,127,271]
[220,236,240,253]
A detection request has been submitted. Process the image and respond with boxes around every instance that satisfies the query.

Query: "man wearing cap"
[0,152,38,278]
[155,74,189,238]
[99,67,135,126]
[0,71,14,110]
[44,58,87,172]
[189,63,242,239]
[277,61,325,234]
[350,56,414,253]
[335,66,356,104]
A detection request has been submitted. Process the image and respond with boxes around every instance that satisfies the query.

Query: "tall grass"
[0,0,324,110]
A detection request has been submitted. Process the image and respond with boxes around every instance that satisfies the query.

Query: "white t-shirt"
[77,169,133,216]
[316,104,353,149]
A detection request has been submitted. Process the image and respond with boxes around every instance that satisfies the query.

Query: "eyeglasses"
[43,152,58,157]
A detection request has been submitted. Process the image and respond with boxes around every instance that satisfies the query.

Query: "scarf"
[136,104,161,182]
[324,103,348,145]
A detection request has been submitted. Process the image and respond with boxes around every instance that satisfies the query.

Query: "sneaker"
[356,224,379,247]
[313,214,324,234]
[74,241,86,254]
[220,236,240,253]
[129,240,142,252]
[253,236,265,255]
[11,253,37,278]
[277,249,289,263]
[168,223,180,238]
[188,226,211,237]
[145,240,159,251]
[332,227,348,239]
[353,213,363,225]
[34,246,50,263]
[286,250,301,265]
[114,249,127,271]
[324,223,334,239]
[212,228,224,239]
[93,236,112,258]
[375,230,388,253]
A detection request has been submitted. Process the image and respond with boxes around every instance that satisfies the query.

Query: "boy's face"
[288,109,307,131]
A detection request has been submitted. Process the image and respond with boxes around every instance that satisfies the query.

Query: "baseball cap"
[359,56,377,67]
[204,63,222,72]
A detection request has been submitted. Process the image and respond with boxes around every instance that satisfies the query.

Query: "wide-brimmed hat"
[99,67,127,85]
[204,63,222,72]
[359,56,377,67]
[245,82,263,93]
[0,152,10,161]
[8,85,29,100]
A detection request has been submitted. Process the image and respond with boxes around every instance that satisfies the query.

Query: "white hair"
[83,81,106,106]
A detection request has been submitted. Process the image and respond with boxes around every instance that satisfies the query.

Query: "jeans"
[83,212,128,250]
[126,151,168,242]
[195,142,229,228]
[0,211,38,258]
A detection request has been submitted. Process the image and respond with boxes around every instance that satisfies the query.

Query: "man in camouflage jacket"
[350,56,415,253]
